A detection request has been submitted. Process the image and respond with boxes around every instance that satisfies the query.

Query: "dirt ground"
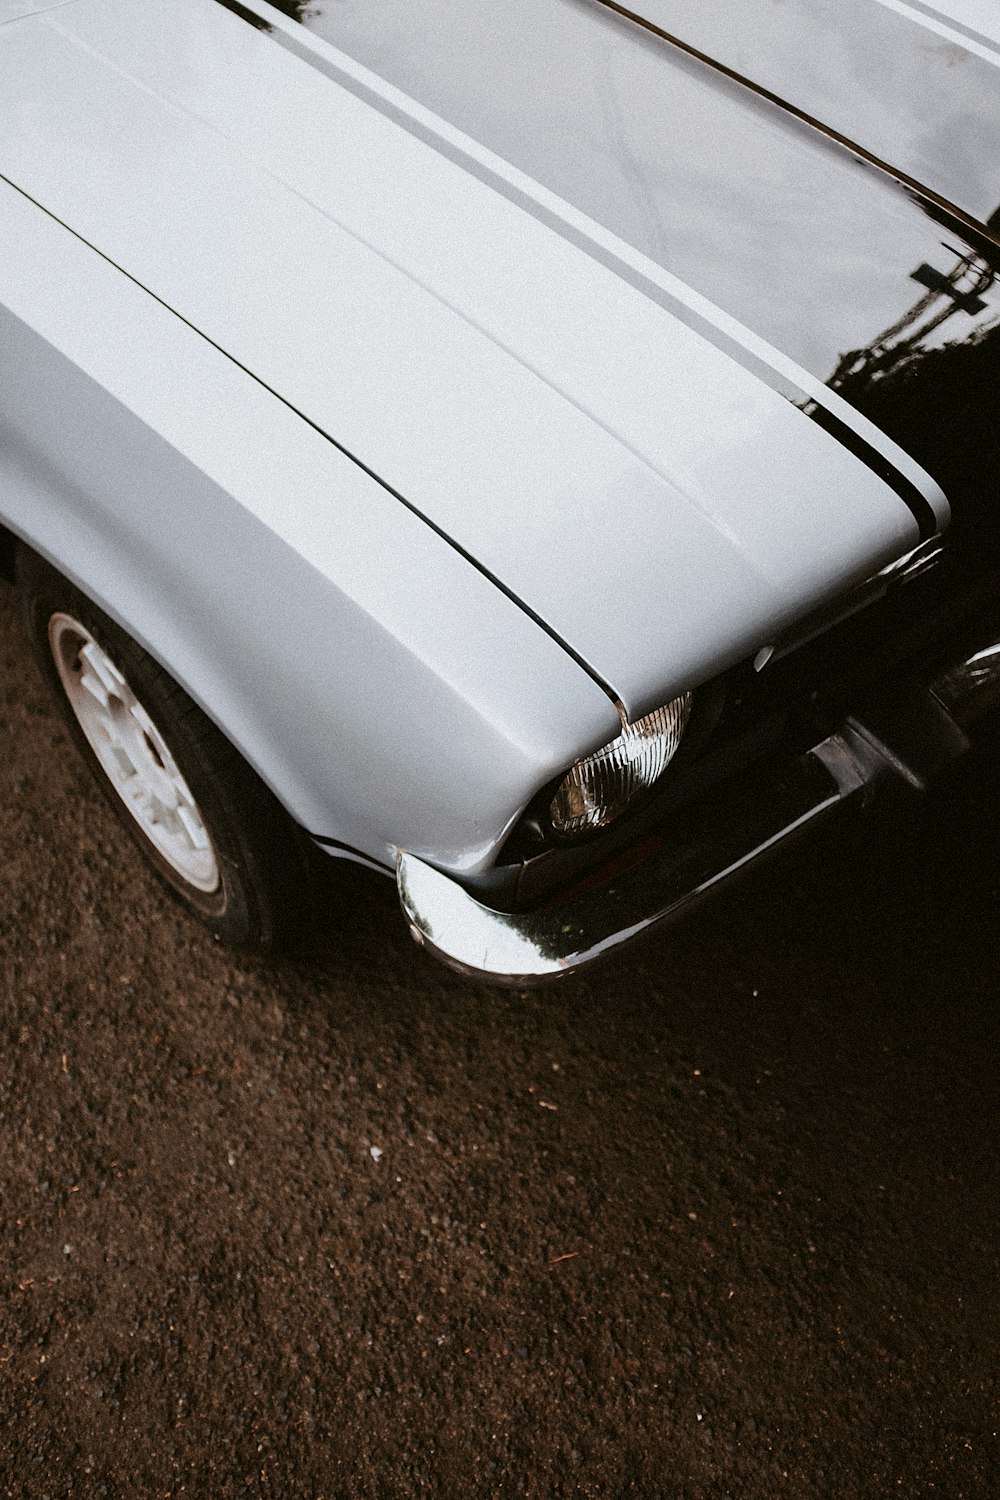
[0,578,998,1497]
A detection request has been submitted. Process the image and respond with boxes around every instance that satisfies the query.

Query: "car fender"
[0,181,622,875]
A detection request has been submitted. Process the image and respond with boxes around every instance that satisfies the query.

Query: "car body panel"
[1,1,950,728]
[253,0,998,548]
[260,0,997,378]
[0,0,78,22]
[0,0,993,916]
[901,0,1000,49]
[0,178,624,873]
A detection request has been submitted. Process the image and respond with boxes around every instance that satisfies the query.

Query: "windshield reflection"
[823,218,1000,543]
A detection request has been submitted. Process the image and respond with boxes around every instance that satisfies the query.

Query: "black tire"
[17,545,318,953]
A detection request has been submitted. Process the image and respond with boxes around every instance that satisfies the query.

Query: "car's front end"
[398,536,1000,979]
[3,0,999,972]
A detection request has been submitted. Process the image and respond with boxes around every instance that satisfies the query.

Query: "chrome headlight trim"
[548,693,693,837]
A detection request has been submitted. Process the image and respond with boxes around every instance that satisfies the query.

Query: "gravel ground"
[1,578,998,1497]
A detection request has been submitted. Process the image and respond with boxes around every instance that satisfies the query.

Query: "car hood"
[0,0,967,718]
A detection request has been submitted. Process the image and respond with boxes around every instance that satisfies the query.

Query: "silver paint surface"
[1,0,991,878]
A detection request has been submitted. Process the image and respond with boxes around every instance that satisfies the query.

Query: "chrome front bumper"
[396,635,1000,984]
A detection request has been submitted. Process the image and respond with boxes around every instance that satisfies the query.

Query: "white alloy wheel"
[48,613,220,893]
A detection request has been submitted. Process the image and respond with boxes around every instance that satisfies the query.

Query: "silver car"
[3,0,999,979]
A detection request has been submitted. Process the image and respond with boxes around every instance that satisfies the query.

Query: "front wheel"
[18,547,318,953]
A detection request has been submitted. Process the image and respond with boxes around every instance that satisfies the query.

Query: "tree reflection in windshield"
[826,209,1000,544]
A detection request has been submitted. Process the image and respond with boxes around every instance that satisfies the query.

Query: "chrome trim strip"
[931,641,1000,723]
[307,833,394,874]
[588,0,1000,253]
[397,734,873,984]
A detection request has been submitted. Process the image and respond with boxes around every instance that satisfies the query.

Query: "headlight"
[549,693,693,837]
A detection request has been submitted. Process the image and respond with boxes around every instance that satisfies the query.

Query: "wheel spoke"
[110,742,137,780]
[126,775,156,819]
[177,802,211,850]
[79,668,112,710]
[80,641,126,695]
